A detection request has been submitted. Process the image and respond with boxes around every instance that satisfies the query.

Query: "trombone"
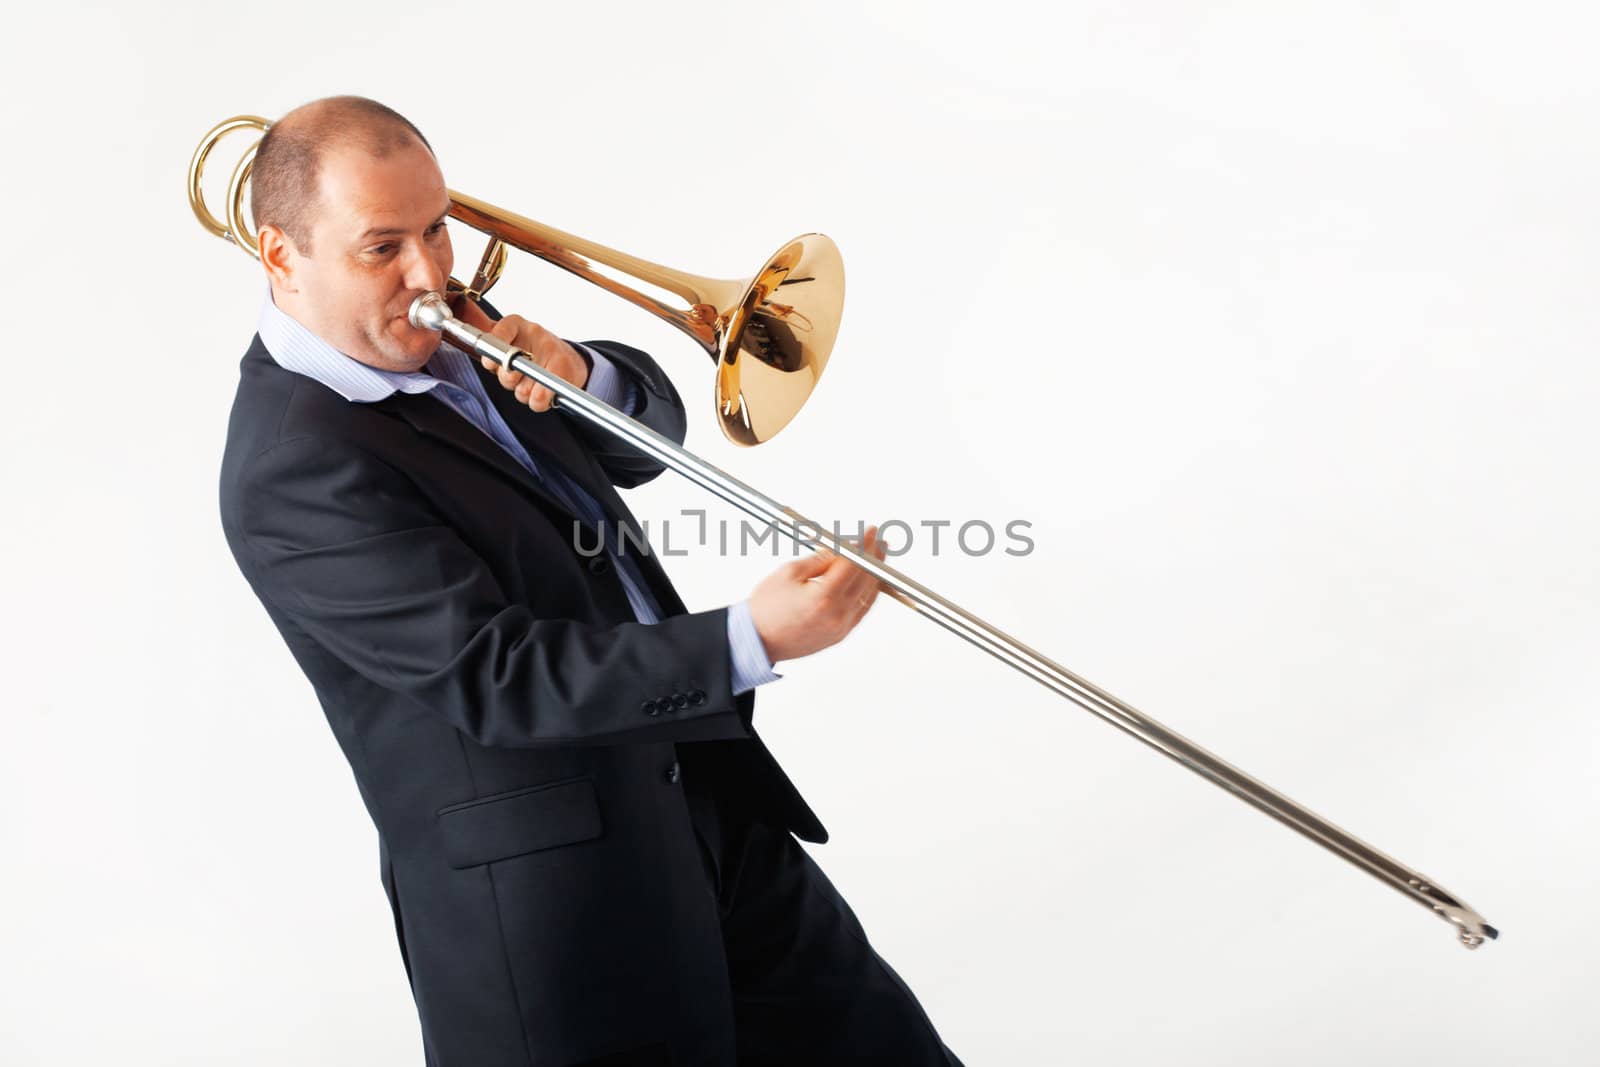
[190,115,1499,949]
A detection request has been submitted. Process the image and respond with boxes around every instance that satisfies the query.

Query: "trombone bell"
[443,191,844,447]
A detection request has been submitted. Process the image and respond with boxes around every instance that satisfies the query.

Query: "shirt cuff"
[577,343,640,415]
[727,599,782,696]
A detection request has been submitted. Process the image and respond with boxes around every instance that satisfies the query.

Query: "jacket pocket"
[435,776,603,869]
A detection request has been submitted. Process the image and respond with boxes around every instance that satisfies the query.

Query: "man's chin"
[388,324,440,369]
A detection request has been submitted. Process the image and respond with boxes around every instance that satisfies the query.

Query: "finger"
[815,562,871,625]
[849,585,879,627]
[495,349,536,390]
[782,550,833,583]
[820,557,864,598]
[481,352,520,381]
[530,385,554,412]
[852,539,887,610]
[488,319,529,382]
[835,532,886,604]
[825,531,876,588]
[842,572,882,619]
[514,378,535,404]
[822,539,875,589]
[835,571,880,633]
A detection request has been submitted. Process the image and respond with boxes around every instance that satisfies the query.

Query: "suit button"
[665,761,681,784]
[672,692,689,710]
[688,689,706,706]
[655,698,675,715]
[587,556,610,575]
[641,700,660,717]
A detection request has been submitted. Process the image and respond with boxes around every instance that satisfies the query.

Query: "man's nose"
[401,241,447,294]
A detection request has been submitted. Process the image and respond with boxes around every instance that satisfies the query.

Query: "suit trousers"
[674,763,966,1067]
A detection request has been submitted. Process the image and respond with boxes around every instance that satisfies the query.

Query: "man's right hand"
[747,526,888,664]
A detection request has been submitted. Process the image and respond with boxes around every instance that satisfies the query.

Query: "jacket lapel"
[376,387,582,524]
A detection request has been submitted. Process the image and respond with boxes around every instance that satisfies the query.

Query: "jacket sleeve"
[559,336,688,489]
[233,433,748,748]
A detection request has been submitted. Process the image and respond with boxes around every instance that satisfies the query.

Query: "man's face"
[282,140,455,372]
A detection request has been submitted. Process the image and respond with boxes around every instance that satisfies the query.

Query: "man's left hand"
[455,298,590,413]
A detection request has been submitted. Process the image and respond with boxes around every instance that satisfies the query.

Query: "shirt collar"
[257,288,447,404]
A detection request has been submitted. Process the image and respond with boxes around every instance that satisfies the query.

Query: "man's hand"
[748,526,889,663]
[455,298,590,413]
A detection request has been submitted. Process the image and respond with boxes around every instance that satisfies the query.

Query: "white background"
[2,2,1595,1064]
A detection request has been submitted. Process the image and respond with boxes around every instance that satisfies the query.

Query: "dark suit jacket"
[218,330,827,1066]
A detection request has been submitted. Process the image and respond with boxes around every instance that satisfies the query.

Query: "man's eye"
[426,222,446,236]
[368,244,396,256]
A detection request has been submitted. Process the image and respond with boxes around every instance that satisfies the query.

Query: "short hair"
[250,95,434,254]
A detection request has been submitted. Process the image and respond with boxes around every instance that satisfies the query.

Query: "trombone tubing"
[408,293,1500,951]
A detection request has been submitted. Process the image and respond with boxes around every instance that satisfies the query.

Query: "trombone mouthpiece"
[409,292,453,332]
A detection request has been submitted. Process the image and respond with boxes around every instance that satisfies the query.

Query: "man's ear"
[259,225,300,293]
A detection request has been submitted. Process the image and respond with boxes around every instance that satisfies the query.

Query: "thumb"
[781,548,834,582]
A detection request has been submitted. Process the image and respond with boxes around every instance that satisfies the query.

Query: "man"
[218,96,963,1066]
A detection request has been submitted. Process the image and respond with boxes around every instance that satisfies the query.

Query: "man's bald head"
[250,95,433,254]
